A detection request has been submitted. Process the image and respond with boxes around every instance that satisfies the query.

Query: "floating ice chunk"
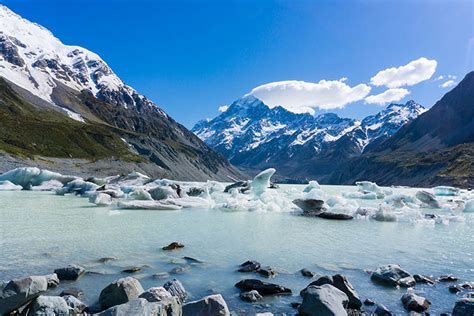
[304,188,326,201]
[464,199,474,213]
[415,190,440,208]
[355,181,391,199]
[343,191,378,200]
[162,196,214,209]
[31,180,64,191]
[128,188,153,200]
[0,167,76,189]
[250,168,276,196]
[148,186,178,200]
[89,192,113,206]
[384,194,418,209]
[374,204,397,222]
[303,181,321,193]
[433,186,460,196]
[56,179,99,196]
[0,180,22,191]
[117,200,182,210]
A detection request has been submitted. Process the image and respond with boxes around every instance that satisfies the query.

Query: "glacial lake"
[0,185,473,315]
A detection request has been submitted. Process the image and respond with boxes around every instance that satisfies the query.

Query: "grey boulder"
[401,292,430,312]
[239,290,263,302]
[306,274,362,309]
[139,287,172,302]
[164,279,187,303]
[30,295,71,315]
[0,276,48,315]
[183,294,230,316]
[43,273,59,288]
[370,264,411,286]
[63,295,87,313]
[95,298,173,316]
[99,277,145,310]
[299,284,348,316]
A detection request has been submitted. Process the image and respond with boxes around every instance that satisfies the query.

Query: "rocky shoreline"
[1,247,473,315]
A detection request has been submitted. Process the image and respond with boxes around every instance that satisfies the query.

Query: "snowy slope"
[193,96,425,180]
[0,5,162,121]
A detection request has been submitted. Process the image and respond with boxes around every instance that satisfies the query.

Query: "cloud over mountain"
[365,88,410,105]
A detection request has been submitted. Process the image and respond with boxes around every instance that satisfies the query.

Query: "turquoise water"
[0,187,473,314]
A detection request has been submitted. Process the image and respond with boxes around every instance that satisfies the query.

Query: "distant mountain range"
[0,5,242,181]
[331,71,474,188]
[193,96,426,182]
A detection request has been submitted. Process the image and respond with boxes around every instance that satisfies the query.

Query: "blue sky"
[2,0,473,127]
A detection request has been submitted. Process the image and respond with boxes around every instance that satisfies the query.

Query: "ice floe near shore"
[0,167,472,224]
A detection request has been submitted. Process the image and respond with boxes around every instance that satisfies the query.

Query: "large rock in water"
[54,264,85,281]
[401,292,430,312]
[235,279,291,296]
[452,297,474,316]
[306,274,362,309]
[30,295,71,315]
[95,298,175,316]
[99,277,145,310]
[0,276,48,315]
[370,264,411,286]
[299,284,349,316]
[183,294,230,316]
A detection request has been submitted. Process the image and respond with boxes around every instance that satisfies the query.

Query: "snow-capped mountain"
[0,5,242,181]
[193,96,425,181]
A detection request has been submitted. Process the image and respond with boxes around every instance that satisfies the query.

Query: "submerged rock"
[122,266,142,273]
[162,242,185,251]
[374,304,392,315]
[452,297,474,316]
[238,260,261,273]
[235,279,291,296]
[257,267,277,278]
[299,284,349,316]
[239,290,262,302]
[301,269,316,278]
[317,212,353,220]
[370,264,411,286]
[99,277,145,310]
[413,274,435,285]
[183,294,230,316]
[0,276,48,315]
[54,264,85,281]
[439,274,459,282]
[306,274,362,309]
[163,279,187,303]
[401,292,430,312]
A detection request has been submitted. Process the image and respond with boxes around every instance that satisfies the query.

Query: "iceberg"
[433,186,460,196]
[56,179,99,196]
[117,200,182,210]
[464,199,474,213]
[303,181,321,193]
[0,167,76,189]
[128,188,153,200]
[31,180,64,191]
[89,192,113,206]
[250,168,276,196]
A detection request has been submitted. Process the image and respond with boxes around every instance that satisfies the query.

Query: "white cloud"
[447,74,457,79]
[365,88,410,105]
[247,79,371,114]
[218,105,229,112]
[370,57,437,88]
[439,80,457,88]
[434,75,444,81]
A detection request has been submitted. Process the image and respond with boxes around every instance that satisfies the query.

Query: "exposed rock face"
[99,277,145,310]
[306,274,362,309]
[30,295,71,315]
[182,294,230,316]
[299,284,349,316]
[234,279,291,296]
[0,276,48,315]
[163,279,187,303]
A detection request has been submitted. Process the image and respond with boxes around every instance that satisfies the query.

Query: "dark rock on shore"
[183,294,230,316]
[183,256,204,264]
[0,276,47,315]
[301,269,316,278]
[240,290,263,302]
[306,274,362,310]
[452,297,474,316]
[162,242,184,251]
[164,279,187,303]
[363,298,375,306]
[401,292,430,312]
[238,260,261,273]
[370,264,411,287]
[235,279,291,296]
[99,277,145,310]
[299,284,349,316]
[374,304,392,315]
[122,266,142,273]
[449,282,474,294]
[439,274,459,282]
[54,264,85,281]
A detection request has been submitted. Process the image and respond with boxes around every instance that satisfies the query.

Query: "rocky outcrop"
[306,275,361,309]
[0,276,48,315]
[401,292,430,312]
[370,264,411,287]
[99,277,145,310]
[30,295,71,315]
[182,294,230,316]
[54,264,85,281]
[299,284,349,316]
